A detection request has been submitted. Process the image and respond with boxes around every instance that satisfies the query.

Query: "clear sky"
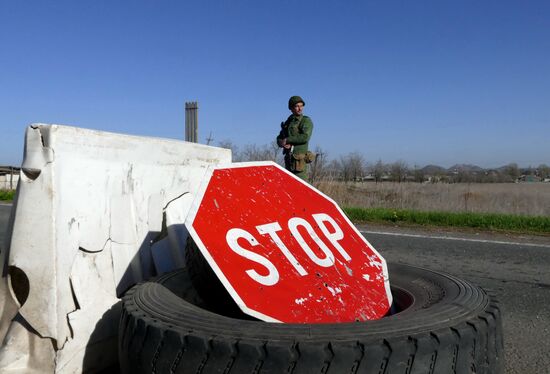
[1,1,549,168]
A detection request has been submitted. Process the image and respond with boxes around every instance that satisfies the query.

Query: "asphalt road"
[0,204,11,248]
[358,224,550,374]
[1,203,549,373]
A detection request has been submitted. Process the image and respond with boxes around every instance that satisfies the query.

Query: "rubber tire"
[119,263,504,374]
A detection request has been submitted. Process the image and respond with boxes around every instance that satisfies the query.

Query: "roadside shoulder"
[355,221,550,247]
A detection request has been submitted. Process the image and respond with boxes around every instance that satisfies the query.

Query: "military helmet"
[288,95,305,109]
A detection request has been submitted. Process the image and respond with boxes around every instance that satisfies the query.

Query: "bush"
[0,190,15,201]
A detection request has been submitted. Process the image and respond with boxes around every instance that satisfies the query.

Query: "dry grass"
[315,181,550,217]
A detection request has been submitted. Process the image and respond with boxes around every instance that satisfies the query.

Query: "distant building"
[360,174,375,182]
[0,166,20,190]
[519,175,542,183]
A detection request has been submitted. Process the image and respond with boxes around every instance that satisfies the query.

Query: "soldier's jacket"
[276,114,314,155]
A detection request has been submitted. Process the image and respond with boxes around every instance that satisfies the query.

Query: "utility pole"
[311,151,325,183]
[206,131,214,145]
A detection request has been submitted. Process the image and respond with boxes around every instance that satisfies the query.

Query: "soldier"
[276,96,314,180]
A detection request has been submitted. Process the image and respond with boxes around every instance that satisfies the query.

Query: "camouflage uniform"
[276,113,314,180]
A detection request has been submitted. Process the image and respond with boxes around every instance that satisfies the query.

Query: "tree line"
[217,140,550,183]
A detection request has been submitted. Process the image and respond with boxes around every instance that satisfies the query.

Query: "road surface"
[359,223,550,374]
[0,203,11,246]
[1,203,549,373]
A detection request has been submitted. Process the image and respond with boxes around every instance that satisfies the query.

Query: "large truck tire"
[119,263,503,374]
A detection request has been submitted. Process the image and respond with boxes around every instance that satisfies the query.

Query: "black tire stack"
[118,263,504,374]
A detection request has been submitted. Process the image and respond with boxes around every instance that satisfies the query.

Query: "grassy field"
[315,181,550,234]
[316,181,550,216]
[343,207,550,235]
[2,181,549,233]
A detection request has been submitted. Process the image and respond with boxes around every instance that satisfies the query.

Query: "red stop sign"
[185,162,392,323]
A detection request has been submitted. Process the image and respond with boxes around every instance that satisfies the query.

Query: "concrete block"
[0,124,231,373]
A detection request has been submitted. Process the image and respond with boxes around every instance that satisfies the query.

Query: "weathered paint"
[185,162,392,324]
[0,124,231,373]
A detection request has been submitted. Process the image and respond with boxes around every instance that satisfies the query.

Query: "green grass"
[343,206,550,235]
[0,190,15,201]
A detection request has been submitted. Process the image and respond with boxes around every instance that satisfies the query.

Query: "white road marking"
[0,202,13,207]
[359,230,550,249]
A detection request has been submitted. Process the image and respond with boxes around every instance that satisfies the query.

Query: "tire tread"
[119,264,504,374]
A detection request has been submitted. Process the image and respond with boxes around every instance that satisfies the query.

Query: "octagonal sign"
[185,162,392,323]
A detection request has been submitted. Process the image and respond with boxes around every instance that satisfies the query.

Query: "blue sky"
[1,1,549,168]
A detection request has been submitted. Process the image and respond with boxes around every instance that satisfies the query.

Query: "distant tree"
[219,140,283,163]
[325,159,342,180]
[482,170,501,183]
[412,165,425,183]
[523,165,536,176]
[538,164,550,179]
[452,167,473,183]
[240,142,281,162]
[309,146,328,183]
[339,152,365,182]
[370,159,386,183]
[217,139,241,161]
[390,160,409,183]
[503,163,520,182]
[268,141,283,164]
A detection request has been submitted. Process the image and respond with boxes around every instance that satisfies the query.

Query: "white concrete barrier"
[0,124,231,373]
